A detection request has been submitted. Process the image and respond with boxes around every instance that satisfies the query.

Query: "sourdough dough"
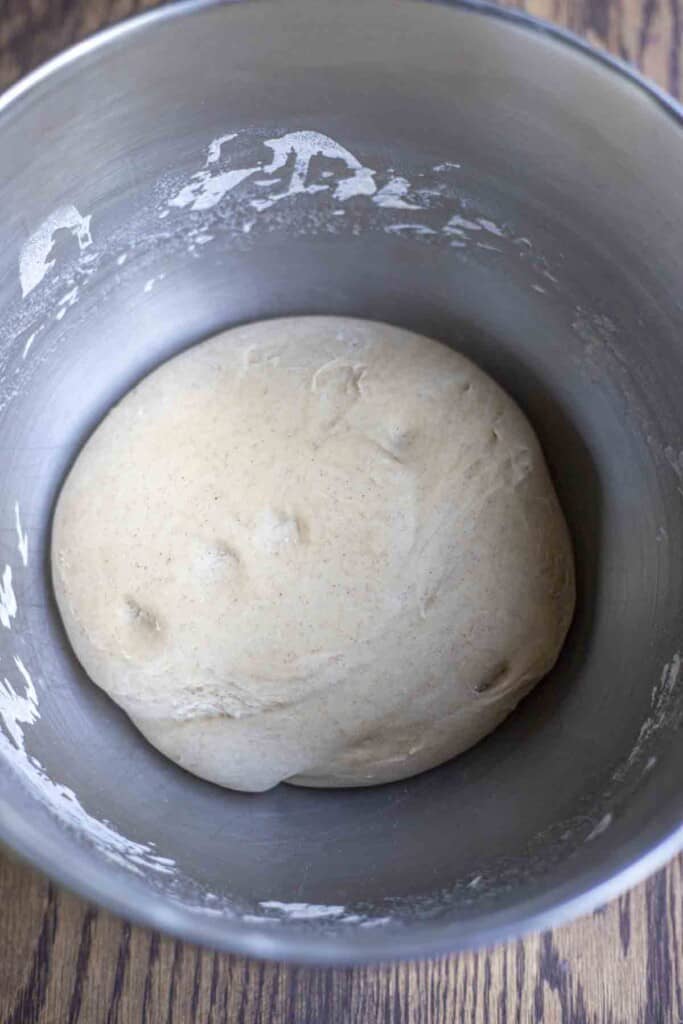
[52,317,575,792]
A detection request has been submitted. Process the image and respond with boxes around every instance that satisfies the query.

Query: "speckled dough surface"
[52,317,575,792]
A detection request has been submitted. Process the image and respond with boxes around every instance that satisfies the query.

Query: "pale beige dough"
[52,317,575,792]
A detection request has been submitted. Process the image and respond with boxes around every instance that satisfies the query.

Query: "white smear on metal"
[55,286,79,321]
[615,652,681,780]
[22,331,38,359]
[257,900,373,924]
[0,656,176,876]
[385,223,437,236]
[116,252,128,266]
[58,286,79,306]
[0,656,38,749]
[5,750,176,875]
[14,503,28,567]
[443,214,506,243]
[654,654,679,712]
[586,812,613,842]
[170,130,377,214]
[0,566,17,630]
[433,161,461,171]
[171,164,259,213]
[242,909,373,926]
[373,176,422,210]
[167,128,520,270]
[259,901,346,920]
[20,205,92,297]
[443,214,483,239]
[477,217,505,237]
[143,273,165,294]
[206,133,238,165]
[251,131,377,211]
[0,657,39,751]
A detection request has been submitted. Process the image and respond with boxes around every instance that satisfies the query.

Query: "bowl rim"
[1,0,682,965]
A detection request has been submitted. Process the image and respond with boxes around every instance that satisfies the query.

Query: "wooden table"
[1,1,681,1021]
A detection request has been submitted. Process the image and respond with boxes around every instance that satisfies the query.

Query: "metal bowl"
[1,0,682,964]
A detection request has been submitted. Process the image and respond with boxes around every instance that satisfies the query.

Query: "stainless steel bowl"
[1,0,682,964]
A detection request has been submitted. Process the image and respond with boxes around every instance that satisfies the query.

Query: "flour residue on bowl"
[0,565,17,630]
[0,655,37,748]
[585,812,613,842]
[19,205,93,298]
[373,175,422,210]
[21,330,38,359]
[614,652,681,783]
[14,502,28,567]
[385,223,437,236]
[243,900,392,927]
[170,130,378,213]
[163,127,519,262]
[261,901,349,920]
[55,286,80,321]
[0,507,176,878]
[10,125,550,363]
[251,130,377,210]
[0,651,176,876]
[143,273,165,294]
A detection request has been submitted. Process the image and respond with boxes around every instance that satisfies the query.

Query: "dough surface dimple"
[51,316,575,792]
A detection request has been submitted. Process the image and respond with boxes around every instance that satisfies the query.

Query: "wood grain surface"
[0,1,681,1022]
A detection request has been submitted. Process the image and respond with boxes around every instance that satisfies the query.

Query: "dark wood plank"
[1,1,681,1021]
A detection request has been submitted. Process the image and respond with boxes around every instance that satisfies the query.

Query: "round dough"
[52,317,574,792]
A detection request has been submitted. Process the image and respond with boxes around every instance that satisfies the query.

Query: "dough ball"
[52,317,574,792]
